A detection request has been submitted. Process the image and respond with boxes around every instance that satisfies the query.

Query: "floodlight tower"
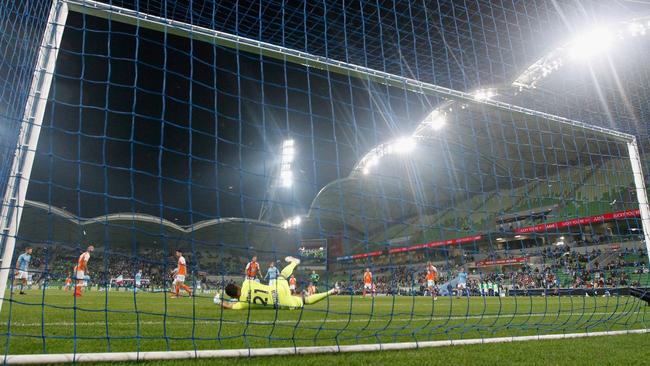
[281,215,302,229]
[279,139,295,188]
[258,139,296,222]
[357,136,419,176]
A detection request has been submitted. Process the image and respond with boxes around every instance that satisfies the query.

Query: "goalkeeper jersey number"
[240,279,273,306]
[232,279,303,309]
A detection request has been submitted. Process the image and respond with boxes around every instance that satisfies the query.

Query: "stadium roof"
[18,200,298,255]
[299,16,650,241]
[302,101,633,240]
[16,7,647,256]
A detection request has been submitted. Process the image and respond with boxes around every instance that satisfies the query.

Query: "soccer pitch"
[52,334,650,366]
[0,291,647,356]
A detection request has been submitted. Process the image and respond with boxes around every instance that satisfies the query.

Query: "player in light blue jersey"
[135,270,142,292]
[264,262,280,287]
[456,269,468,298]
[264,262,281,304]
[13,247,32,295]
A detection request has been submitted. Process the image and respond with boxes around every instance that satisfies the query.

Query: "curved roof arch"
[18,200,298,255]
[512,16,650,90]
[24,199,282,233]
[348,14,650,181]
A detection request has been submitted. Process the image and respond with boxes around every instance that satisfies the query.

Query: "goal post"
[0,0,648,364]
[0,0,68,315]
[627,139,650,262]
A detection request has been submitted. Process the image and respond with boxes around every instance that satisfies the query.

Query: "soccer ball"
[213,293,221,304]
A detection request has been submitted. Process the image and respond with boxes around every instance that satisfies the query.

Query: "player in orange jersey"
[171,249,192,298]
[289,274,297,295]
[426,261,436,273]
[64,273,72,292]
[245,256,261,281]
[74,245,94,297]
[307,282,317,296]
[426,261,438,299]
[362,268,373,298]
[426,269,438,300]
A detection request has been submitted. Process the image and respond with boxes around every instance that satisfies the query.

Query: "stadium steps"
[392,155,645,245]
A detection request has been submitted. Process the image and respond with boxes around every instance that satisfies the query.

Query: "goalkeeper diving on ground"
[218,256,339,309]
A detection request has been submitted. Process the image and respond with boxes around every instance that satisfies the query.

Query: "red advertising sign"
[514,209,640,234]
[336,235,482,261]
[388,235,482,254]
[476,257,527,267]
[336,209,639,261]
[350,250,383,260]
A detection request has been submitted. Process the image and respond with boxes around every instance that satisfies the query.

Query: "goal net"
[0,0,649,363]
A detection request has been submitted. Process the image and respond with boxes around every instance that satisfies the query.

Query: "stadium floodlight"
[423,110,446,131]
[567,27,614,60]
[280,170,293,188]
[367,156,379,167]
[473,89,497,101]
[362,155,380,175]
[282,139,295,162]
[279,139,295,187]
[361,137,416,175]
[389,137,416,154]
[515,17,650,89]
[281,215,302,229]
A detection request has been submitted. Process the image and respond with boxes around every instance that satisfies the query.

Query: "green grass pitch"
[0,290,647,363]
[56,333,650,366]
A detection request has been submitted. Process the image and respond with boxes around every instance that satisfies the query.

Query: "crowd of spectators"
[20,244,275,294]
[334,244,649,295]
[17,239,650,295]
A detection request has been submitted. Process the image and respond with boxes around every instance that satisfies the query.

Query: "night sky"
[27,11,434,225]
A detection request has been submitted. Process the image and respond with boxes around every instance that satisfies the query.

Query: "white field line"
[5,311,636,327]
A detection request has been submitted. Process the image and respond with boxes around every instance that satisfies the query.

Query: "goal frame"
[0,0,648,363]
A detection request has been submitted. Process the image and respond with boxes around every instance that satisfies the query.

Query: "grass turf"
[51,333,650,366]
[0,290,647,359]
